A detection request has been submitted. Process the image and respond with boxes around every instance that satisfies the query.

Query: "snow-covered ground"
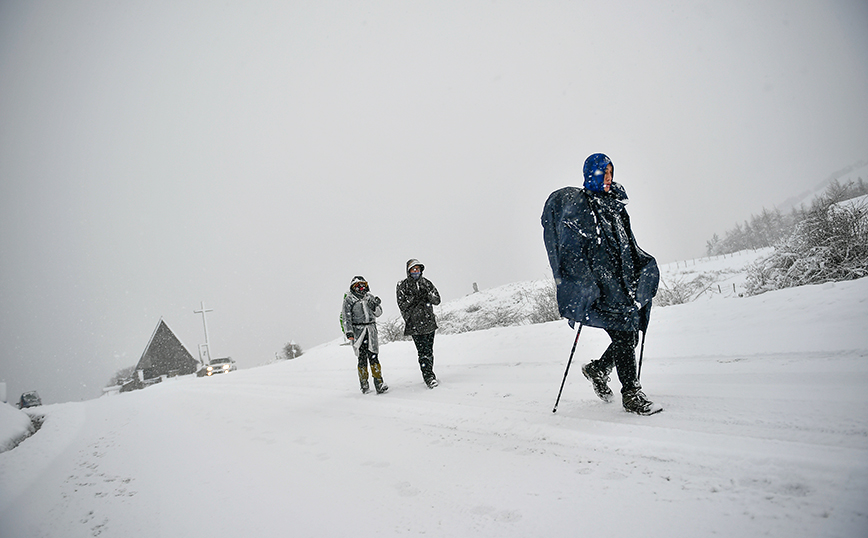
[656,248,770,299]
[2,255,867,538]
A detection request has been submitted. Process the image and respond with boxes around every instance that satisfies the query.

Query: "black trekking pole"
[637,330,647,381]
[552,323,583,413]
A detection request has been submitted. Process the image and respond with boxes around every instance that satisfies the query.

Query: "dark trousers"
[411,332,436,382]
[357,337,383,383]
[589,329,640,394]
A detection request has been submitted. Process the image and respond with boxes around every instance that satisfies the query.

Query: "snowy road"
[2,278,867,537]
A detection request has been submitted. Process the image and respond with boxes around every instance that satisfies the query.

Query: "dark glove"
[346,333,354,341]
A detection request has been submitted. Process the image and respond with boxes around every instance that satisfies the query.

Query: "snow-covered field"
[2,254,867,538]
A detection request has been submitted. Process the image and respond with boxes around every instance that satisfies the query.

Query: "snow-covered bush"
[746,195,868,294]
[378,279,559,342]
[279,341,304,360]
[378,317,411,343]
[105,365,136,388]
[523,279,561,324]
[655,273,717,306]
[435,304,524,335]
[0,404,40,453]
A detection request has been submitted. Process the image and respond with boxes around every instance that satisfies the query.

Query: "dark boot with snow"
[419,356,437,388]
[371,363,389,394]
[582,363,614,403]
[373,378,389,394]
[358,366,371,394]
[622,389,662,415]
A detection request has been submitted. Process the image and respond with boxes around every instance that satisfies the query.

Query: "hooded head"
[350,276,369,296]
[406,259,424,279]
[583,153,613,193]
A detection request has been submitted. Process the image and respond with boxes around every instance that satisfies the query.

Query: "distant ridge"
[776,158,868,212]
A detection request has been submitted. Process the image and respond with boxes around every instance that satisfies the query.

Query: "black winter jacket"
[396,261,441,336]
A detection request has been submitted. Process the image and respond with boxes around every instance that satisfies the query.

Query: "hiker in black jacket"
[396,259,441,388]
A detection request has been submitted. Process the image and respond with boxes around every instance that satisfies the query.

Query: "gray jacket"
[341,291,383,354]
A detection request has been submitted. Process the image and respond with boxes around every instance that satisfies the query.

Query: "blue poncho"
[541,155,659,331]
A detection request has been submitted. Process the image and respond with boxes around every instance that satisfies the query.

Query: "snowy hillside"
[414,248,771,338]
[1,260,867,538]
[777,159,868,212]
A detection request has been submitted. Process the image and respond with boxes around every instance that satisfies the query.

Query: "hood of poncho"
[582,153,614,193]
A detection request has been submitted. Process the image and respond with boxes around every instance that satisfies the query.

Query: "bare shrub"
[378,280,562,340]
[746,197,868,294]
[477,308,524,331]
[279,341,304,360]
[106,365,136,388]
[523,280,561,324]
[378,317,410,344]
[655,273,716,306]
[433,308,468,334]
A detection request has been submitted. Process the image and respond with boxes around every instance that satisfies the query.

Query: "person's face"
[353,282,368,294]
[603,164,613,192]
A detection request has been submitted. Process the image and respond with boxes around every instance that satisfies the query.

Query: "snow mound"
[0,404,34,453]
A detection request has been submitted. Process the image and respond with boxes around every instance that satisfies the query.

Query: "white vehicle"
[198,357,237,377]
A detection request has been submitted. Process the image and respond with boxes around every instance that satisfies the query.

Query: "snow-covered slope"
[656,248,771,299]
[1,272,867,538]
[420,249,770,337]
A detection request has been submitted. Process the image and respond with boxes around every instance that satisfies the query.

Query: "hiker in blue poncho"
[541,153,662,415]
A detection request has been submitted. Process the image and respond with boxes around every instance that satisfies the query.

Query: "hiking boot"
[373,378,389,394]
[425,377,439,389]
[360,380,371,394]
[622,389,662,415]
[582,363,614,403]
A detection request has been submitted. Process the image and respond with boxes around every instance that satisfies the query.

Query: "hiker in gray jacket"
[342,276,389,394]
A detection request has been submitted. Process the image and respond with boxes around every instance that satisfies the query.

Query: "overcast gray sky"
[2,0,867,404]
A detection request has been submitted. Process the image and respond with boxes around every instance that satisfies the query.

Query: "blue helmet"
[583,153,613,193]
